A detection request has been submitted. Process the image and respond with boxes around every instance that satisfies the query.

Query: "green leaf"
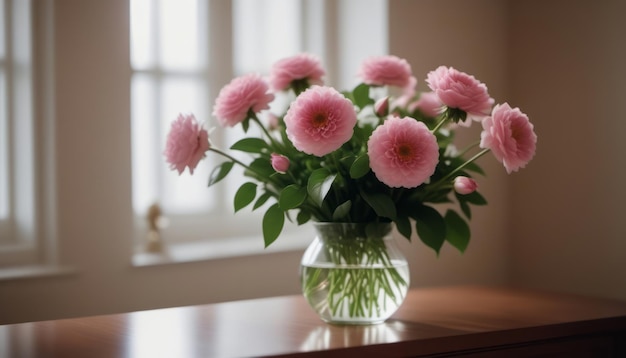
[352,83,373,109]
[296,210,311,225]
[242,117,250,133]
[464,161,485,175]
[247,157,275,178]
[413,206,446,255]
[307,168,336,207]
[459,199,472,219]
[263,203,284,248]
[208,161,234,187]
[459,191,487,205]
[233,182,257,212]
[230,138,269,154]
[332,200,352,221]
[445,210,471,253]
[395,216,412,241]
[360,190,397,220]
[349,154,370,179]
[253,192,272,210]
[279,184,307,210]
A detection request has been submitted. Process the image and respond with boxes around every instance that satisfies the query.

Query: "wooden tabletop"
[2,285,626,357]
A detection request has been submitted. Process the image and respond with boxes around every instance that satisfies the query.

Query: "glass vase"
[300,222,410,325]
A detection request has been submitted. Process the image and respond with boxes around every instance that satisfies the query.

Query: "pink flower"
[409,92,443,118]
[284,86,357,156]
[269,53,325,91]
[426,66,494,125]
[367,116,439,188]
[480,103,537,174]
[270,153,290,174]
[358,55,415,89]
[374,96,389,117]
[213,74,274,127]
[164,113,210,175]
[454,176,478,195]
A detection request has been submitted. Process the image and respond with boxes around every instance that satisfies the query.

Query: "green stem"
[431,114,449,133]
[457,140,481,157]
[209,147,283,189]
[430,148,491,190]
[251,115,284,152]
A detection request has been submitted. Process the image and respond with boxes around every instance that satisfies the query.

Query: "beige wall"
[388,0,512,287]
[508,0,626,300]
[2,0,625,325]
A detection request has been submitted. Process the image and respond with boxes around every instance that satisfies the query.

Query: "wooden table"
[2,286,626,357]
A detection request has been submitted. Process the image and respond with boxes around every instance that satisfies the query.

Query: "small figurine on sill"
[145,203,165,253]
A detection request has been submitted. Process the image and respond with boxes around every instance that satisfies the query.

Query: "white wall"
[508,0,626,300]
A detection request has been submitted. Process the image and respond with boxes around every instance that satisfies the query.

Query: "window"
[130,0,387,257]
[0,0,37,266]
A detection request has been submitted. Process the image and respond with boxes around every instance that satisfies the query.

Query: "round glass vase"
[300,222,410,325]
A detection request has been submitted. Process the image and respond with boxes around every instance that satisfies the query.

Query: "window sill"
[132,225,314,267]
[0,264,77,281]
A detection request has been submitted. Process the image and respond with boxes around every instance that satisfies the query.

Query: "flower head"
[454,176,478,195]
[213,73,274,127]
[358,55,415,89]
[374,96,390,117]
[480,103,537,174]
[409,92,443,118]
[426,66,494,125]
[271,153,290,174]
[164,113,210,175]
[269,53,325,91]
[284,86,357,156]
[367,116,439,188]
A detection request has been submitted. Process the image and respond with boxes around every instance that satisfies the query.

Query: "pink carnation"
[480,103,537,174]
[164,113,210,175]
[213,73,274,127]
[426,66,494,124]
[409,92,443,118]
[284,86,357,156]
[454,176,478,195]
[358,55,415,89]
[269,53,325,91]
[270,153,290,174]
[368,116,439,188]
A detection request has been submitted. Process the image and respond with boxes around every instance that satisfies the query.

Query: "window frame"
[0,0,37,263]
[130,0,315,252]
[0,0,58,269]
[130,0,388,262]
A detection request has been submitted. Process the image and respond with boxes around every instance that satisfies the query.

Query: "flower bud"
[454,176,478,195]
[271,153,290,174]
[374,96,389,117]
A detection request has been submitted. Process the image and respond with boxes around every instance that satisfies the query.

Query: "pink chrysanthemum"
[284,86,357,156]
[213,73,274,127]
[426,66,494,124]
[269,53,325,91]
[480,103,537,174]
[368,116,439,188]
[358,55,415,89]
[164,113,210,175]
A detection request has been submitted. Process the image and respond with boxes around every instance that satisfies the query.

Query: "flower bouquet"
[164,54,537,323]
